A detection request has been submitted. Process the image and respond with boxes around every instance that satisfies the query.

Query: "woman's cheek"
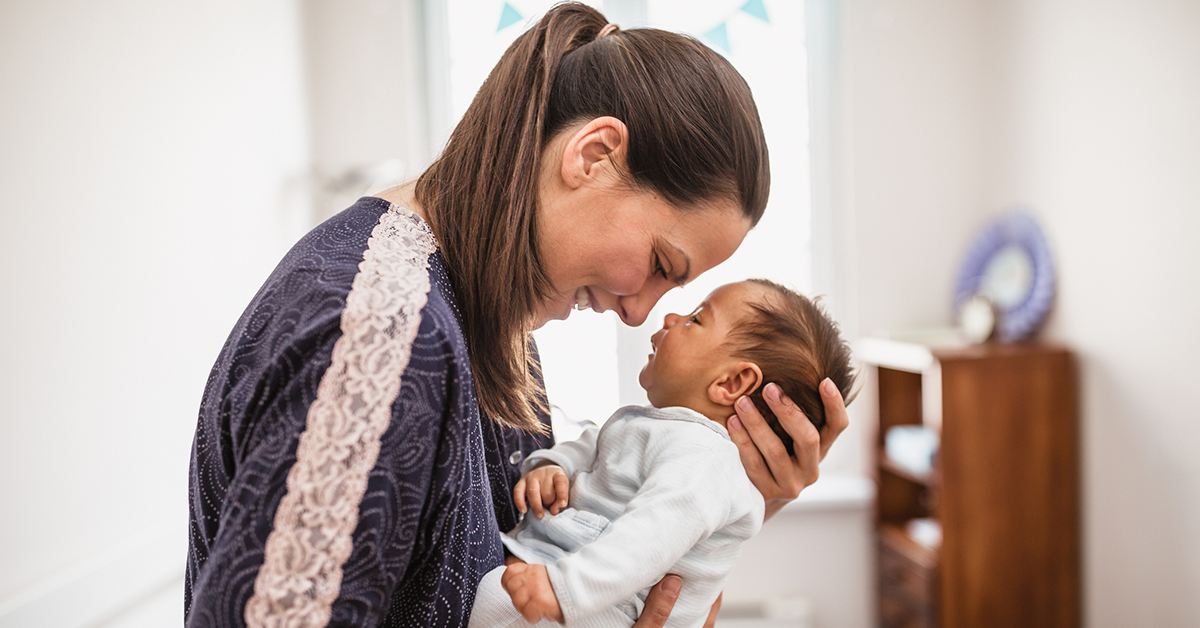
[601,262,649,296]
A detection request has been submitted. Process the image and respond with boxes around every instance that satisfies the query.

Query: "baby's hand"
[502,561,564,624]
[514,464,569,519]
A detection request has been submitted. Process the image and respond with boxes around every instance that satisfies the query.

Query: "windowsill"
[778,474,874,514]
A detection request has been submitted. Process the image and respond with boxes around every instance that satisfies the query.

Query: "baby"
[469,279,856,628]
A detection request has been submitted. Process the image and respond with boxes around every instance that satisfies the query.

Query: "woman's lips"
[588,288,602,314]
[572,287,604,315]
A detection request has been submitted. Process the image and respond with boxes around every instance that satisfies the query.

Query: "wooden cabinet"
[863,341,1080,628]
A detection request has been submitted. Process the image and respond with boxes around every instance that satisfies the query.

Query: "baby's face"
[638,282,765,410]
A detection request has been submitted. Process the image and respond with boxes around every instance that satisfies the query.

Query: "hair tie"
[597,23,620,38]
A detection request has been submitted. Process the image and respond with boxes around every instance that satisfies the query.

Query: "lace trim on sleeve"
[245,206,437,628]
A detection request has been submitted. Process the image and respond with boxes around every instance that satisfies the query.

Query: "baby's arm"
[513,464,569,519]
[501,561,565,624]
[547,441,757,624]
[522,423,600,474]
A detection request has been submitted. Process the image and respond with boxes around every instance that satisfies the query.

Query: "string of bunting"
[496,0,771,54]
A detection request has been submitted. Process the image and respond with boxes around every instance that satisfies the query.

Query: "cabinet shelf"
[879,522,938,568]
[865,341,1080,628]
[878,450,939,487]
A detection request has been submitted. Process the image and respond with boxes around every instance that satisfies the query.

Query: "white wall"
[0,0,310,623]
[816,0,1004,482]
[994,1,1200,625]
[829,0,1200,625]
[300,0,433,220]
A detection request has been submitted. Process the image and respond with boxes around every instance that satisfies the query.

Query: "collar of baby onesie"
[618,405,731,441]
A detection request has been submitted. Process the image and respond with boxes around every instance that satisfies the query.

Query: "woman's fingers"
[727,415,771,495]
[764,384,820,491]
[730,392,793,492]
[729,380,848,519]
[634,575,682,628]
[703,592,723,628]
[818,378,850,461]
[760,384,821,490]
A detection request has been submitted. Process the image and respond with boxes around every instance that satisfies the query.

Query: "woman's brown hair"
[415,3,770,431]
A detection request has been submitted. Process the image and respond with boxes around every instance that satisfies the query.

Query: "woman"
[185,4,848,628]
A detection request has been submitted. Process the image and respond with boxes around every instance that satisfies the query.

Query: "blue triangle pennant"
[740,0,770,23]
[497,2,523,31]
[702,21,730,54]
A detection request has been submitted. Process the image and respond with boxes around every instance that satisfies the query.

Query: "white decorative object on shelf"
[957,293,997,344]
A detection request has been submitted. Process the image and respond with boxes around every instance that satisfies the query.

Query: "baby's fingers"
[526,478,545,519]
[501,563,517,591]
[501,561,528,590]
[550,472,569,515]
[513,478,527,514]
[501,564,539,623]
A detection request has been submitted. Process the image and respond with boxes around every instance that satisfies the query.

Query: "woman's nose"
[618,283,674,327]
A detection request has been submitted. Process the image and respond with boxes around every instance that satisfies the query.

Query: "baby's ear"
[708,362,763,406]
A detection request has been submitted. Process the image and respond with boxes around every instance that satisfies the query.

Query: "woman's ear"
[707,361,764,407]
[560,116,629,189]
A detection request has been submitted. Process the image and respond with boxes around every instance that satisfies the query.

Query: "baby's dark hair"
[725,279,857,455]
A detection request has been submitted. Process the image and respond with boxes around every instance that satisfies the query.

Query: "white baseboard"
[0,534,183,628]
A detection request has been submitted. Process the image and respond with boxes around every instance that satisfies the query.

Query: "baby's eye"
[688,315,700,325]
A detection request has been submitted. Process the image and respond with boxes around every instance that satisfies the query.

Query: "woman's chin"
[535,286,595,328]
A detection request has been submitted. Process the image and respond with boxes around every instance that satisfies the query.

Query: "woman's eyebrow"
[665,240,692,285]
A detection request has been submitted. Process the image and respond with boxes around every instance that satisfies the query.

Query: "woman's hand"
[513,465,569,519]
[703,592,722,628]
[633,575,683,628]
[728,379,849,520]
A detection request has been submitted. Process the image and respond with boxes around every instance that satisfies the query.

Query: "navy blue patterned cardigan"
[186,197,552,627]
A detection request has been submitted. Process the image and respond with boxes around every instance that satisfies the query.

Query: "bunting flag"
[494,1,770,53]
[702,21,730,54]
[700,0,773,55]
[740,0,770,23]
[497,2,523,31]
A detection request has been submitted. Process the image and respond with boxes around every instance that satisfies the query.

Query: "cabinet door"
[937,347,1079,628]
